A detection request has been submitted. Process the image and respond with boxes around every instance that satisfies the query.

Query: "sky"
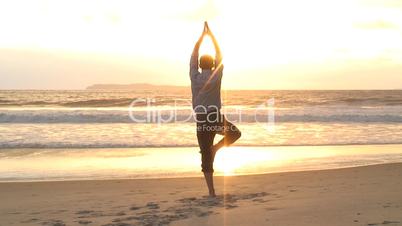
[0,0,401,90]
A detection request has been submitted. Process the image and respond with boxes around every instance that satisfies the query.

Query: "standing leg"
[197,126,217,197]
[203,172,215,197]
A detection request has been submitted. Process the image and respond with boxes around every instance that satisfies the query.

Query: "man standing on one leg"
[190,22,241,197]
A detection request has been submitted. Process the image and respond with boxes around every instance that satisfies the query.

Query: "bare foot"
[209,189,216,197]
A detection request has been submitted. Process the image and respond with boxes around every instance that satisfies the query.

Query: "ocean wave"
[61,98,137,107]
[3,99,402,107]
[1,142,402,149]
[1,121,401,149]
[1,90,401,107]
[1,111,402,123]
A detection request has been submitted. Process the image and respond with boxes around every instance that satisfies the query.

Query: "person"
[190,21,241,197]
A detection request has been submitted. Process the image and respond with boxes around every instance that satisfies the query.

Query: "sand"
[1,163,402,226]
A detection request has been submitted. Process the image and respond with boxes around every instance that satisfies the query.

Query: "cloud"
[354,20,399,29]
[361,0,402,9]
[164,0,220,21]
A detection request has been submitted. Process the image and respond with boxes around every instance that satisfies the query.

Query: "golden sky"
[0,0,401,89]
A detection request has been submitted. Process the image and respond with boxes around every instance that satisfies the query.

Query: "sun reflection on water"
[2,145,402,181]
[214,147,274,175]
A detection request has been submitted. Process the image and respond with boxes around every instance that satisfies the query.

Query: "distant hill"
[86,83,188,91]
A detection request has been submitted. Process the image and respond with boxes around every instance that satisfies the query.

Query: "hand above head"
[192,21,220,59]
[203,21,222,64]
[204,21,210,33]
[193,22,208,56]
[205,21,214,36]
[197,21,210,42]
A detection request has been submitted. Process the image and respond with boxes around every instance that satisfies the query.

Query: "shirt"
[189,53,223,113]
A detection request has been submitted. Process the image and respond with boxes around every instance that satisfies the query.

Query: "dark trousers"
[196,111,241,173]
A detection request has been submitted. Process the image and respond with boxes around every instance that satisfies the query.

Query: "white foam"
[1,105,402,123]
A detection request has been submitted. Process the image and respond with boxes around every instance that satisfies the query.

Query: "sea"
[0,89,402,181]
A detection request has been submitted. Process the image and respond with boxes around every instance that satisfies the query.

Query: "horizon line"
[1,88,401,91]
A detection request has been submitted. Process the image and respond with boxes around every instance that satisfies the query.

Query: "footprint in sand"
[76,209,124,218]
[225,204,238,209]
[103,192,270,226]
[146,202,160,209]
[102,223,135,226]
[129,205,141,211]
[115,211,126,216]
[51,209,68,214]
[241,192,270,200]
[20,218,40,223]
[75,210,95,215]
[382,220,400,225]
[367,221,401,226]
[177,192,270,208]
[41,219,66,226]
[252,198,270,203]
[77,220,92,225]
[265,207,279,211]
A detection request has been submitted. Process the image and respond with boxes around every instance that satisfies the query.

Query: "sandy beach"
[1,163,401,226]
[1,0,402,224]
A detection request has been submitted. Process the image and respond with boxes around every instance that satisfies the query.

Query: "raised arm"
[190,25,207,76]
[192,33,204,57]
[205,22,222,66]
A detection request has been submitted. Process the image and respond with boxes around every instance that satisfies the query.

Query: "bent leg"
[222,119,242,145]
[212,117,241,160]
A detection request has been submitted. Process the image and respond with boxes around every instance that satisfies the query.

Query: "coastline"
[1,144,402,182]
[1,163,402,225]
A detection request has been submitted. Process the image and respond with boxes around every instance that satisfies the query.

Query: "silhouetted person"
[190,22,241,197]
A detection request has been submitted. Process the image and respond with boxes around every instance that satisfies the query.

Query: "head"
[199,55,214,70]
